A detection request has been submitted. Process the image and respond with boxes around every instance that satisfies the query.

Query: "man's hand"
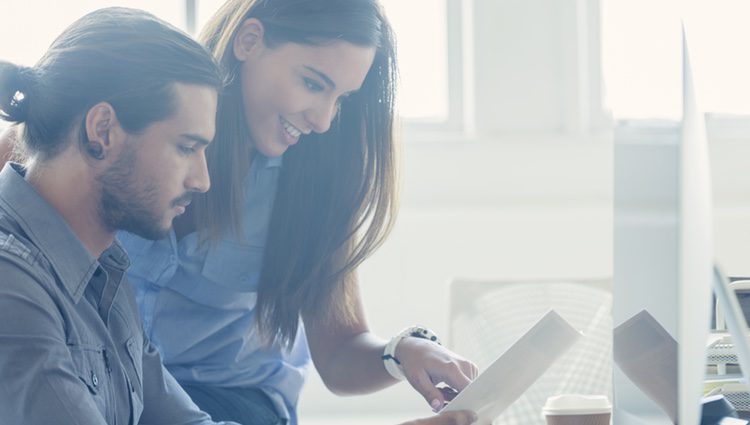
[398,410,478,425]
[395,337,478,411]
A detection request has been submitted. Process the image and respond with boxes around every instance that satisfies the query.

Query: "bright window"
[602,0,750,120]
[380,0,449,121]
[0,1,186,67]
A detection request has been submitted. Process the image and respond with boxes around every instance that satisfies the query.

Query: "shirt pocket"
[201,240,264,292]
[176,241,262,310]
[68,343,108,416]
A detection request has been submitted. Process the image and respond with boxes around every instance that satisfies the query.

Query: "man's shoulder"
[0,218,51,283]
[0,232,36,263]
[0,228,62,322]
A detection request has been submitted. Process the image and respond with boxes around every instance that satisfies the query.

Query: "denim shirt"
[119,154,311,425]
[0,163,237,425]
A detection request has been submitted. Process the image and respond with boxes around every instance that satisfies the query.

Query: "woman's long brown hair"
[195,0,398,347]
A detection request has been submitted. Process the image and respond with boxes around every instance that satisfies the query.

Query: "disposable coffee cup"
[542,394,612,425]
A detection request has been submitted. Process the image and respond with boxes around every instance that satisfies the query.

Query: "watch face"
[408,327,442,345]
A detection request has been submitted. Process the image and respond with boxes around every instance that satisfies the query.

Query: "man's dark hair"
[0,7,224,159]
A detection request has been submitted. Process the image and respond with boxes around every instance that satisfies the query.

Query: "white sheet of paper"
[442,310,582,425]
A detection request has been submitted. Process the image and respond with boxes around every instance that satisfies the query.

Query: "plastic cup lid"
[542,394,612,416]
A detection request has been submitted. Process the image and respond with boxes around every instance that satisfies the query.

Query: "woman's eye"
[304,77,325,92]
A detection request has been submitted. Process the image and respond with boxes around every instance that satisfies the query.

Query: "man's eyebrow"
[304,66,336,90]
[180,134,211,146]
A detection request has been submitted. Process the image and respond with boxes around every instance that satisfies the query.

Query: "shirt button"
[91,371,98,387]
[169,255,177,264]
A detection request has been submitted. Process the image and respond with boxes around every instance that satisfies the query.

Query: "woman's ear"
[83,102,120,160]
[233,18,266,62]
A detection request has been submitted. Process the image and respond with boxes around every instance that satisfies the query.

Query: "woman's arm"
[304,277,392,394]
[304,276,477,411]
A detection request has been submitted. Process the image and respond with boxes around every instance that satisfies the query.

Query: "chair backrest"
[449,278,612,425]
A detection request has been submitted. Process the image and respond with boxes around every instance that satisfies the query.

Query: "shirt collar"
[0,163,129,302]
[259,153,283,169]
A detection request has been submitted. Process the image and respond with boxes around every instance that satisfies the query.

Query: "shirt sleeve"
[0,258,109,425]
[138,332,241,425]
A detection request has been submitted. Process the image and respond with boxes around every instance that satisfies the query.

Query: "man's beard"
[97,145,171,241]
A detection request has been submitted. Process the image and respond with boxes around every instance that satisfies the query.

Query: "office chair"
[449,278,612,425]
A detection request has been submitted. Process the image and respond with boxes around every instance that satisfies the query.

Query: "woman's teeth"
[282,118,301,138]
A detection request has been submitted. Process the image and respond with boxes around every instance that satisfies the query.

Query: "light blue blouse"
[117,155,311,425]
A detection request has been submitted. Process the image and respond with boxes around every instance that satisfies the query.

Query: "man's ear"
[83,102,121,160]
[233,18,266,62]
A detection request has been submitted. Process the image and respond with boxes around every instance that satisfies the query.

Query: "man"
[0,7,237,425]
[0,6,476,425]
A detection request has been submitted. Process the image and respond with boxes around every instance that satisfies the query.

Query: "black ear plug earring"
[87,143,105,160]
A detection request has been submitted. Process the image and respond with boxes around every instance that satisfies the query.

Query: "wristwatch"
[382,325,442,380]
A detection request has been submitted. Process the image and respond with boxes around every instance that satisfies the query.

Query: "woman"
[1,1,478,424]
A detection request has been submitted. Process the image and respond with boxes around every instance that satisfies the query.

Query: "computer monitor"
[613,25,713,425]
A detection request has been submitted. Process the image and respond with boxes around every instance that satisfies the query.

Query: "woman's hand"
[395,337,479,411]
[398,410,478,425]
